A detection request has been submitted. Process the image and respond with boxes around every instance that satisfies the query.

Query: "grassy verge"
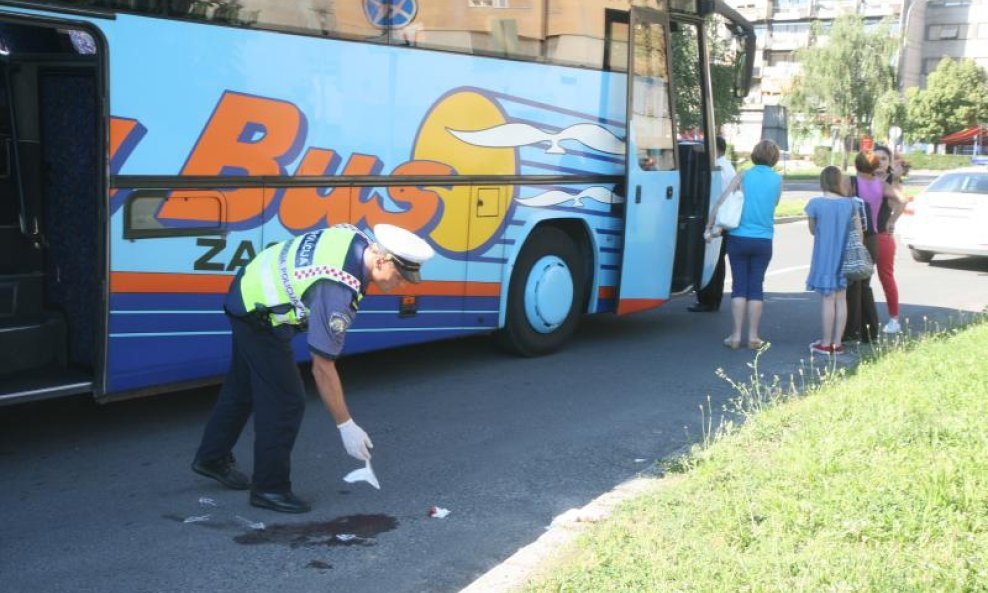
[524,321,988,593]
[782,170,823,181]
[776,188,921,219]
[775,198,808,219]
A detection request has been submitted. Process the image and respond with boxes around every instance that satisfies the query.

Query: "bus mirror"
[733,29,755,98]
[733,45,748,99]
[710,0,756,99]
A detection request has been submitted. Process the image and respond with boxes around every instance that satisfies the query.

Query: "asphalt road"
[2,222,986,593]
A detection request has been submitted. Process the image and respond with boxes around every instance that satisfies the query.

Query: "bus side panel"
[98,15,633,394]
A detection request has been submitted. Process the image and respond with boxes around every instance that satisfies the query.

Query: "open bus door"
[617,6,680,315]
[0,15,105,404]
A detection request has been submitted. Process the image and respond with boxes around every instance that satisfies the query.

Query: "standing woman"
[872,145,907,333]
[707,139,782,350]
[843,151,882,344]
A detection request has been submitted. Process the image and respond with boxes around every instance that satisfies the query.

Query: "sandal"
[748,339,766,350]
[723,336,740,350]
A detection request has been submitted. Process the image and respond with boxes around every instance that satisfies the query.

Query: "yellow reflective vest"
[236,225,367,327]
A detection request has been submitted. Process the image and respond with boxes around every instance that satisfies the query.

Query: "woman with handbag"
[804,166,859,356]
[843,152,883,344]
[707,139,782,350]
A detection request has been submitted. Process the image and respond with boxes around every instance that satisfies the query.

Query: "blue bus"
[0,0,754,403]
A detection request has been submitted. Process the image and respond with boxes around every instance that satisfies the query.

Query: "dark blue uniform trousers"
[195,314,306,493]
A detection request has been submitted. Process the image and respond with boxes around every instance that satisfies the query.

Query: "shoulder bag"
[841,210,874,281]
[714,178,745,230]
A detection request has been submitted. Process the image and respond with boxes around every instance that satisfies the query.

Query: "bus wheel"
[499,227,585,357]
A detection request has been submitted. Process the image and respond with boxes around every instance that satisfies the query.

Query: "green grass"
[782,170,823,181]
[775,198,808,219]
[523,321,988,593]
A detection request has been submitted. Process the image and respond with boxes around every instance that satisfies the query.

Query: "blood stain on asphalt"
[233,514,398,548]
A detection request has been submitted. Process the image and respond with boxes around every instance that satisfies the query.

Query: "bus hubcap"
[524,256,573,334]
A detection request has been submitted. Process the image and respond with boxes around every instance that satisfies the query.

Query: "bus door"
[617,6,680,315]
[0,17,103,404]
[669,17,715,294]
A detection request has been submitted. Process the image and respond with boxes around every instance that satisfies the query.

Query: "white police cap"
[373,224,435,284]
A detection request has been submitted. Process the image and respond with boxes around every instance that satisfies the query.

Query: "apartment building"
[899,0,988,90]
[723,0,904,153]
[724,0,988,152]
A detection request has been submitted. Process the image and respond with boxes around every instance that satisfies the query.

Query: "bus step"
[0,364,92,406]
[0,314,67,375]
[0,272,45,321]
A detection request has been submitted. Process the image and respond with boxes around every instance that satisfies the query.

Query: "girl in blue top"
[804,166,858,356]
[707,139,782,350]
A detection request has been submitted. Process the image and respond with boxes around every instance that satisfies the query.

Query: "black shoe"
[192,454,250,490]
[250,490,311,514]
[688,303,718,313]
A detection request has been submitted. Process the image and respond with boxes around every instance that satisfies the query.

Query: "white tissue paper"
[428,506,451,518]
[343,460,381,490]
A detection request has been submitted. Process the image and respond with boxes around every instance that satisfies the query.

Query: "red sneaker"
[831,344,846,355]
[809,341,833,355]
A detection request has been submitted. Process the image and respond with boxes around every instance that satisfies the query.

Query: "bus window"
[399,0,544,58]
[547,0,633,68]
[603,9,629,72]
[25,1,162,13]
[124,190,226,239]
[166,1,384,40]
[669,19,709,140]
[631,18,675,171]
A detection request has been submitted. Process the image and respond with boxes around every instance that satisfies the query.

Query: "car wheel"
[498,227,586,357]
[910,248,934,263]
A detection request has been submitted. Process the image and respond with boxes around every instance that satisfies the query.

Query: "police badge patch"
[329,312,351,342]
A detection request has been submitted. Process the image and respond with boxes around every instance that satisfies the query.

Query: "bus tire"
[498,227,586,357]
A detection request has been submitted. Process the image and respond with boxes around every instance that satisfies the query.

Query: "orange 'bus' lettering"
[109,117,147,212]
[279,151,383,231]
[160,92,305,225]
[352,160,451,232]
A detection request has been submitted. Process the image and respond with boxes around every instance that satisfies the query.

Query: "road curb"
[458,474,674,593]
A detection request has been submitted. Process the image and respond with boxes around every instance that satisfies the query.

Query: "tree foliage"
[670,17,745,133]
[904,58,988,143]
[872,89,905,142]
[783,15,897,145]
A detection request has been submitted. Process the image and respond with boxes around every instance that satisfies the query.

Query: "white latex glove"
[337,419,373,461]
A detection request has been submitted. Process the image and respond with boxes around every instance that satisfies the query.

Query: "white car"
[900,167,988,263]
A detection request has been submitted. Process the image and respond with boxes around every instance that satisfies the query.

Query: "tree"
[904,58,988,143]
[783,15,897,166]
[872,89,905,143]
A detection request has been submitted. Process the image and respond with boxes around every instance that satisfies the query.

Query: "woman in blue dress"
[805,166,858,356]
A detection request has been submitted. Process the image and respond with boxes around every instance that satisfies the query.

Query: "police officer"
[191,223,434,513]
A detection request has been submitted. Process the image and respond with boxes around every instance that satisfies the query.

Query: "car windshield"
[926,172,988,194]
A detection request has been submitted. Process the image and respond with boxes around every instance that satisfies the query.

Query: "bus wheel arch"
[497,221,592,357]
